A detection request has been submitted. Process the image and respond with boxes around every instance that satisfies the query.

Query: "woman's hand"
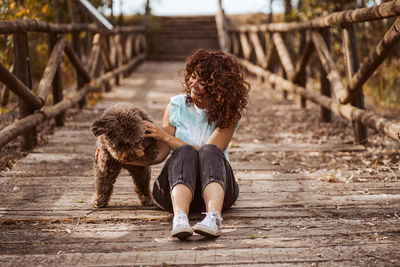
[145,121,170,142]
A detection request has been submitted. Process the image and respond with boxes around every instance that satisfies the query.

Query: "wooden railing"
[216,0,400,144]
[0,20,146,151]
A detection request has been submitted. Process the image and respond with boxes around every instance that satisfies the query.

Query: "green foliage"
[296,2,336,21]
[0,0,53,69]
[364,58,400,112]
[0,0,52,20]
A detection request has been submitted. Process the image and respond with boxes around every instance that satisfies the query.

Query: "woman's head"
[183,49,250,129]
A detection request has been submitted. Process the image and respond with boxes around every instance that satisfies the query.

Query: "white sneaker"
[171,210,193,239]
[193,210,223,237]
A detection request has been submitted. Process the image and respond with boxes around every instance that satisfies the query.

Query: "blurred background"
[0,0,399,115]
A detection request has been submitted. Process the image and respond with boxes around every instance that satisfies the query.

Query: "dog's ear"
[91,116,111,136]
[137,108,153,122]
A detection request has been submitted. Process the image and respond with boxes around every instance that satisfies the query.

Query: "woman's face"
[189,72,207,102]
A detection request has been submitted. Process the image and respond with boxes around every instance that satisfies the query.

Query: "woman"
[125,49,250,239]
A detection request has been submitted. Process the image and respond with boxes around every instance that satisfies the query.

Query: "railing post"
[48,33,65,126]
[0,83,10,108]
[0,63,13,108]
[68,0,86,108]
[13,32,37,150]
[216,0,230,53]
[72,32,86,108]
[111,34,120,86]
[298,31,307,108]
[100,35,112,92]
[115,33,122,83]
[320,27,331,122]
[342,24,368,144]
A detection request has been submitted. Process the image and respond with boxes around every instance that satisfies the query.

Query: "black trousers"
[152,144,239,213]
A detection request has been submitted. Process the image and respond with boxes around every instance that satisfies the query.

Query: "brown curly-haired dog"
[91,103,158,208]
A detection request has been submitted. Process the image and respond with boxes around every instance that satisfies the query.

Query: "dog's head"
[91,103,153,160]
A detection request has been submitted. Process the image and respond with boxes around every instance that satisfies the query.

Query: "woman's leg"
[152,144,199,239]
[194,144,239,237]
[202,182,224,214]
[198,144,239,211]
[171,183,192,214]
[152,144,199,212]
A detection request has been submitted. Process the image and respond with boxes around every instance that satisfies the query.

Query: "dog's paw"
[139,196,154,206]
[92,198,108,209]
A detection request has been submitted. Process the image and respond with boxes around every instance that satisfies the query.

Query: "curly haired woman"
[125,49,250,239]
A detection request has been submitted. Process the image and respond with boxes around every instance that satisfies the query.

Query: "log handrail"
[218,0,400,143]
[37,37,68,102]
[0,62,44,109]
[232,0,400,32]
[64,44,92,83]
[339,17,400,103]
[0,18,147,151]
[311,30,346,100]
[238,58,400,141]
[0,20,144,34]
[272,32,295,81]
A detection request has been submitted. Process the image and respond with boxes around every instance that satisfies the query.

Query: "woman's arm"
[123,105,175,166]
[206,124,237,152]
[145,104,200,150]
[122,140,170,167]
[124,104,200,166]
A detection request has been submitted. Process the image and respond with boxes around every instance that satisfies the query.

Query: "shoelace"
[201,211,223,228]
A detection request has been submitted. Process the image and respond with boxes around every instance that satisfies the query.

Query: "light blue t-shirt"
[169,94,235,161]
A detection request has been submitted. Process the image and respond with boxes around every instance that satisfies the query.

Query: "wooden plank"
[1,219,398,255]
[1,195,399,213]
[1,243,399,265]
[1,217,398,241]
[229,142,365,152]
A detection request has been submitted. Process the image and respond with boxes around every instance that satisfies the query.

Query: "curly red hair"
[183,49,250,129]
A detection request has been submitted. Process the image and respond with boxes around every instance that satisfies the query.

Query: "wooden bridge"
[1,1,400,265]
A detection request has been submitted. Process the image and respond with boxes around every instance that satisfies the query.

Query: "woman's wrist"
[163,135,173,147]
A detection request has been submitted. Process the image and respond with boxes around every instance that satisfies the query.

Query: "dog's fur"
[91,103,158,208]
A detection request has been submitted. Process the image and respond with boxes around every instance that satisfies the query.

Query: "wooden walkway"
[1,61,400,266]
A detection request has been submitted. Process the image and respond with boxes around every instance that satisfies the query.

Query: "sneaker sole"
[193,225,221,237]
[171,228,193,240]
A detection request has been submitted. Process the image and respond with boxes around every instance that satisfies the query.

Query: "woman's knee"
[168,145,199,194]
[199,144,223,158]
[172,144,199,160]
